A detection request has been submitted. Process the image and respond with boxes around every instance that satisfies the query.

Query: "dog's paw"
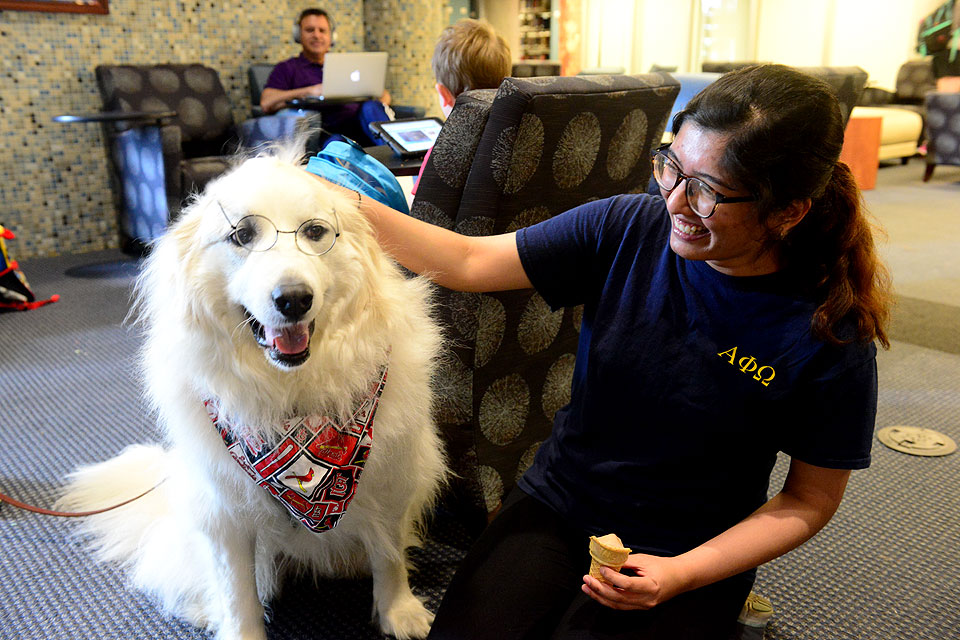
[379,594,435,640]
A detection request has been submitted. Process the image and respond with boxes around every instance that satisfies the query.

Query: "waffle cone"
[588,534,631,582]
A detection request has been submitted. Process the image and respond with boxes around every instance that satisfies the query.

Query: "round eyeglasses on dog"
[651,147,756,219]
[220,204,340,256]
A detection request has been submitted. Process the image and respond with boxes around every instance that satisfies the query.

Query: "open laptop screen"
[322,52,388,99]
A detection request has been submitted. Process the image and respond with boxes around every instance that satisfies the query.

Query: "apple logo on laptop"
[350,70,360,83]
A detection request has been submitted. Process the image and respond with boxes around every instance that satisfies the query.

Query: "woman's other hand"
[581,553,687,610]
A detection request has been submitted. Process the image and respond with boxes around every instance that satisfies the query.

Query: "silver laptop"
[322,52,388,99]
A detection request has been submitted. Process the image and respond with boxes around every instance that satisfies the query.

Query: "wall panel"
[0,0,440,259]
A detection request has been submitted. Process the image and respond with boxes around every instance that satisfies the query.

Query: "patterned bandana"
[204,364,388,533]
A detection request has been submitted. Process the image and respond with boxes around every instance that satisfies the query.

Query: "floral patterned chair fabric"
[96,63,306,251]
[411,74,680,530]
[923,92,960,180]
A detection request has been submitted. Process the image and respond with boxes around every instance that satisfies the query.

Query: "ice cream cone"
[588,533,631,582]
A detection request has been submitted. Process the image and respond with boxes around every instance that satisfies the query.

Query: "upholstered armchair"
[95,64,308,252]
[858,59,935,152]
[859,60,936,112]
[411,74,680,530]
[923,92,960,180]
[248,63,275,117]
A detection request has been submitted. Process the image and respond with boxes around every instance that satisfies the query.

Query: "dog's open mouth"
[245,310,315,367]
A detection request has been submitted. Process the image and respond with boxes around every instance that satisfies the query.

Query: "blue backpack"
[304,139,409,214]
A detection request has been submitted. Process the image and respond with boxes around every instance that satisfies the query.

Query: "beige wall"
[636,0,696,73]
[365,0,445,114]
[580,0,943,86]
[4,0,943,259]
[480,0,521,62]
[757,0,938,89]
[0,0,442,259]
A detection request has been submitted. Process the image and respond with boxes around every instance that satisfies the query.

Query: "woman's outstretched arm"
[318,177,532,293]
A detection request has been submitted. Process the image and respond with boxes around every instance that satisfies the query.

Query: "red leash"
[0,480,165,517]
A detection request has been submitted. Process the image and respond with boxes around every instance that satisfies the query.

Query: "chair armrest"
[107,124,182,240]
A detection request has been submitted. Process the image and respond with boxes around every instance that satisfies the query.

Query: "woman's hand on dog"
[307,173,355,201]
[581,552,688,610]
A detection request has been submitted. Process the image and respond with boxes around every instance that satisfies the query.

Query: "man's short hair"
[431,19,512,97]
[299,7,332,28]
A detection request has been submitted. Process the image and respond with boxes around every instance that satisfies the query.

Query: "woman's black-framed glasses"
[651,147,756,219]
[220,204,340,256]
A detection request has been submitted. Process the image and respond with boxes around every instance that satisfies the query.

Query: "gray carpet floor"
[752,158,960,640]
[1,158,957,639]
[0,252,469,640]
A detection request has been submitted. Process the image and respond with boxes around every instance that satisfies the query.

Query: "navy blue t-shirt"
[515,194,877,556]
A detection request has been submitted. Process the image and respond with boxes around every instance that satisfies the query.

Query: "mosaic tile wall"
[0,0,443,259]
[365,0,445,117]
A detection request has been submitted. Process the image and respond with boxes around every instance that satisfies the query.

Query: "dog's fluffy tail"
[57,445,217,626]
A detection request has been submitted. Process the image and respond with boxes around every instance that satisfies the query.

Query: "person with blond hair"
[411,19,511,194]
[431,18,512,116]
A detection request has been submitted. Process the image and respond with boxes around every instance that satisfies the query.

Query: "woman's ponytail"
[679,64,894,348]
[783,161,892,348]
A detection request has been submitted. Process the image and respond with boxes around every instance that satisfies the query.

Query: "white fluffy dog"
[59,144,448,640]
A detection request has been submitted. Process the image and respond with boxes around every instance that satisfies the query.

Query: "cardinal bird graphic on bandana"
[205,364,387,533]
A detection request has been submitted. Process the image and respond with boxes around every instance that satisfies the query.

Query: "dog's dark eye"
[301,223,329,242]
[229,216,273,251]
[230,227,255,247]
[294,218,338,256]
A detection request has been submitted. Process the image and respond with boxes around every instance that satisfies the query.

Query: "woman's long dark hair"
[673,64,892,348]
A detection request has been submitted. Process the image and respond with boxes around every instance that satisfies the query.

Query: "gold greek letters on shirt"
[717,347,776,387]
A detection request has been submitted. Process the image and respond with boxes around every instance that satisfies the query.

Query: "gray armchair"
[95,63,308,252]
[248,63,275,117]
[859,60,936,110]
[411,74,680,531]
[859,60,935,147]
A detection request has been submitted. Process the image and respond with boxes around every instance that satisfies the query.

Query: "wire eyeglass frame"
[651,145,757,219]
[219,203,340,256]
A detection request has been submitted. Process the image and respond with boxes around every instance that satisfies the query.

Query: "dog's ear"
[344,213,415,343]
[132,206,207,332]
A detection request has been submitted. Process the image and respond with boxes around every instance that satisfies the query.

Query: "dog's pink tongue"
[264,323,310,354]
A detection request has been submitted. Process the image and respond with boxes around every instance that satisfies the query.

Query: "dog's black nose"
[272,285,314,320]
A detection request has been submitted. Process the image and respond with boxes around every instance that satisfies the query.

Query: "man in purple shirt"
[260,7,391,146]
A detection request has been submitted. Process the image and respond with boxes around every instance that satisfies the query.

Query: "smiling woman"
[0,0,108,14]
[330,63,895,640]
